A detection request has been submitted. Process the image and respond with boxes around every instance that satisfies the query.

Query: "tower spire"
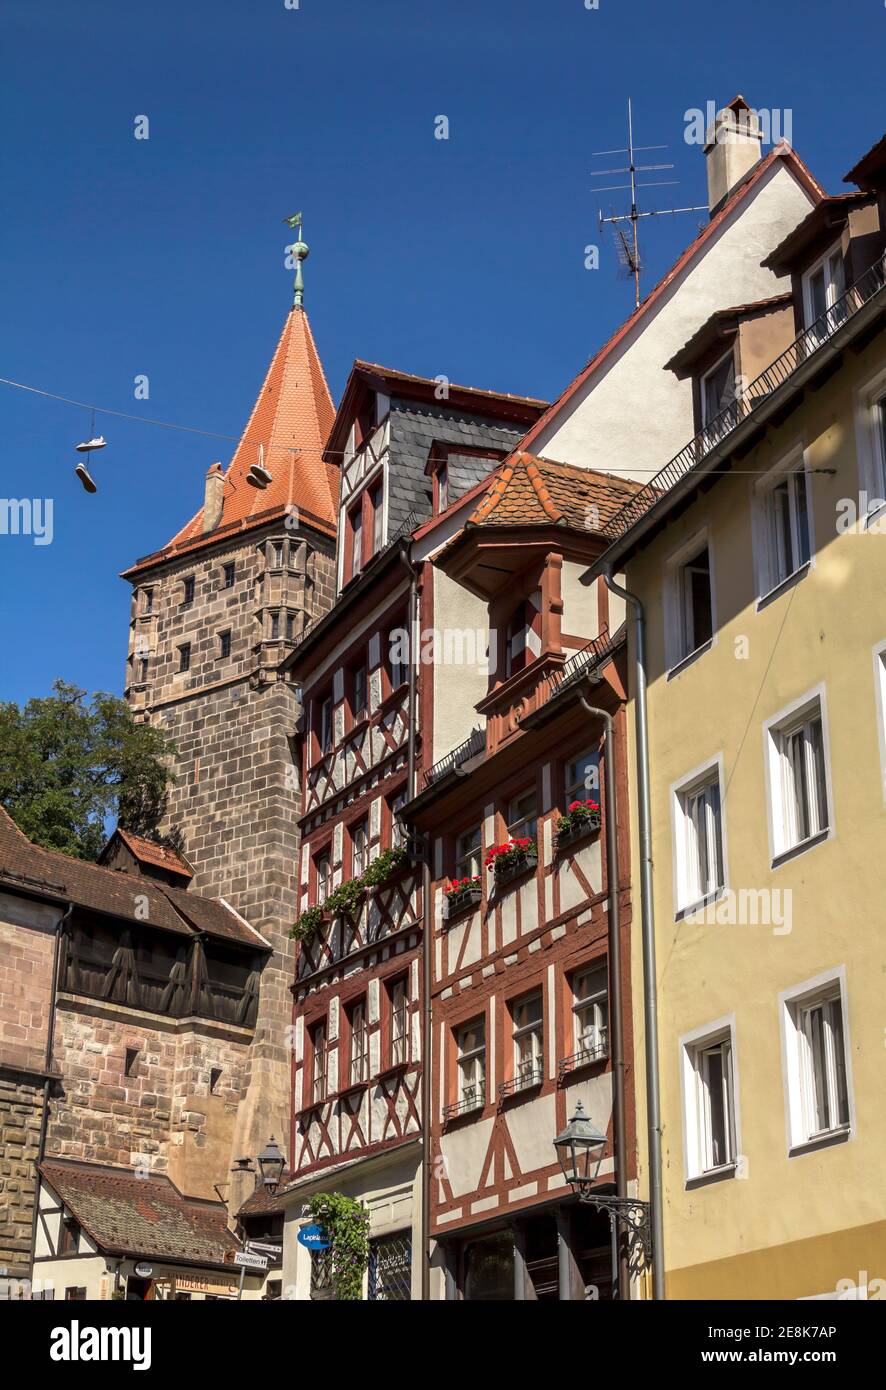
[283,211,310,310]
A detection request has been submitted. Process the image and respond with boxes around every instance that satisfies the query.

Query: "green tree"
[0,680,176,860]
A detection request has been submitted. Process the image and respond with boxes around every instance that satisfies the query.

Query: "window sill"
[675,886,726,923]
[377,682,409,717]
[557,1047,608,1084]
[346,715,370,740]
[374,1060,411,1083]
[685,1161,737,1190]
[789,1126,850,1158]
[334,1078,369,1102]
[756,562,810,612]
[442,1096,486,1126]
[498,1071,544,1104]
[771,827,830,870]
[666,638,713,681]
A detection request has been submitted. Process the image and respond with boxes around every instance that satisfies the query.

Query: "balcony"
[498,1065,544,1102]
[603,252,886,548]
[558,1031,609,1082]
[443,1089,485,1123]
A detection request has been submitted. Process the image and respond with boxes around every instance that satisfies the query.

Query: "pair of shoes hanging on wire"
[74,411,106,492]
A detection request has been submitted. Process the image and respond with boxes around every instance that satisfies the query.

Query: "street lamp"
[257,1136,285,1195]
[553,1102,652,1269]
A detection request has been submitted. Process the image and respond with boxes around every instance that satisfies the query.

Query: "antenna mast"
[593,98,707,309]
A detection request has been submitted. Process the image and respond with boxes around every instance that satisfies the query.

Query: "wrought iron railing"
[423,724,485,788]
[443,1090,486,1122]
[558,1031,609,1081]
[498,1065,544,1101]
[603,251,886,544]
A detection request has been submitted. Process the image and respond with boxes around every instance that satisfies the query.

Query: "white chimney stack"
[704,95,763,214]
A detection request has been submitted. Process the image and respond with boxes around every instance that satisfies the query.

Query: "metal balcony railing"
[423,724,485,788]
[603,252,886,544]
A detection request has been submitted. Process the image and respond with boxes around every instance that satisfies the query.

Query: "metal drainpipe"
[398,549,430,1298]
[29,900,72,1282]
[604,568,665,1301]
[577,694,629,1300]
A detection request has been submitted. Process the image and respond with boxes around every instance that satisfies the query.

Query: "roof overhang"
[664,295,793,377]
[844,134,886,192]
[762,193,875,275]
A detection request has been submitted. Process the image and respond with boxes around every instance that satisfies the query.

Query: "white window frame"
[311,1021,327,1105]
[752,445,814,603]
[455,1016,486,1109]
[572,963,608,1062]
[664,529,716,671]
[507,789,538,843]
[348,999,369,1087]
[763,686,833,865]
[802,240,845,337]
[779,967,854,1155]
[390,977,409,1067]
[670,755,727,916]
[679,1016,740,1183]
[565,749,601,805]
[872,639,886,807]
[454,826,482,881]
[350,818,369,878]
[700,348,736,427]
[853,362,886,523]
[511,990,544,1088]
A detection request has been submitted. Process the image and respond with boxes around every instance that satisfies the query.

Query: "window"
[756,458,811,596]
[504,601,530,678]
[512,990,543,1087]
[137,656,148,684]
[565,749,600,806]
[222,563,235,589]
[701,351,736,426]
[286,613,295,642]
[271,541,284,570]
[368,1232,412,1302]
[370,480,384,555]
[437,465,449,512]
[766,697,829,859]
[387,623,409,692]
[803,243,845,337]
[315,853,331,903]
[682,1025,737,1179]
[389,977,409,1067]
[59,1218,81,1255]
[124,1047,139,1078]
[348,999,369,1086]
[349,504,363,578]
[782,974,851,1150]
[209,1067,222,1094]
[572,965,608,1062]
[65,1287,87,1300]
[318,696,333,756]
[181,575,195,608]
[671,543,713,665]
[310,1020,327,1104]
[389,790,407,850]
[674,764,724,911]
[454,826,482,881]
[178,643,191,673]
[142,587,154,615]
[350,818,369,877]
[351,663,368,724]
[269,611,280,640]
[219,630,231,659]
[456,1016,486,1108]
[507,789,537,843]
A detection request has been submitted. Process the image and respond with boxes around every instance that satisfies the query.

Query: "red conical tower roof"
[165,305,338,551]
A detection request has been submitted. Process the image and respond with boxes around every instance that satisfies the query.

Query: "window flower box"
[485,838,538,888]
[444,877,482,918]
[555,800,601,852]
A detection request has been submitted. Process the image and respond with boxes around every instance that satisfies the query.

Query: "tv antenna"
[592,98,707,309]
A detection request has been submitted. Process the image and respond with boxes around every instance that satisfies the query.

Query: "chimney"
[202,462,225,533]
[704,95,763,215]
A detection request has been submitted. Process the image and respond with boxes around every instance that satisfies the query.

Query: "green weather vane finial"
[283,211,309,309]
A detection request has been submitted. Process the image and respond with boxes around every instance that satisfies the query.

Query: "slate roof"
[40,1160,239,1270]
[0,808,268,950]
[465,452,644,531]
[123,307,337,578]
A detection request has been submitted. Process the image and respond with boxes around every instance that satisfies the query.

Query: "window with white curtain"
[766,697,830,858]
[682,1026,737,1178]
[572,964,608,1062]
[781,973,851,1151]
[673,764,725,911]
[456,1017,486,1108]
[756,457,811,597]
[803,243,845,340]
[512,990,543,1087]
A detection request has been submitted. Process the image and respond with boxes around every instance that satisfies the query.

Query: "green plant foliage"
[291,846,410,943]
[306,1192,369,1300]
[291,903,326,941]
[361,844,406,887]
[326,876,365,917]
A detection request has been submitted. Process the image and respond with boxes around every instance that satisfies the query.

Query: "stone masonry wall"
[0,1072,44,1277]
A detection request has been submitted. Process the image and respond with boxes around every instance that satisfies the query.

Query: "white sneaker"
[76,436,107,453]
[246,464,273,489]
[75,461,97,493]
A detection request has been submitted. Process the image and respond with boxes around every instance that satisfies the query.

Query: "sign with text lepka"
[234,1251,268,1271]
[297,1224,330,1250]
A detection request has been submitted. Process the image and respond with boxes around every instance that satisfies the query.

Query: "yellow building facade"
[610,167,886,1298]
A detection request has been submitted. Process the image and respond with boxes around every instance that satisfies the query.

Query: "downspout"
[30,900,72,1282]
[398,549,430,1299]
[604,569,665,1301]
[577,695,629,1300]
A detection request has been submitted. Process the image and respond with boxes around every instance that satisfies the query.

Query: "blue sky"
[1,0,883,706]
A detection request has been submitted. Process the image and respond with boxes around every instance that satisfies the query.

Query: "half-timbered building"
[276,366,548,1299]
[404,453,643,1300]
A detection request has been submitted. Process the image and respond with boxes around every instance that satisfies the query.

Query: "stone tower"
[121,276,338,1201]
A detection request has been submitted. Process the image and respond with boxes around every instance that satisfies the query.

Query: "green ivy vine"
[307,1191,370,1300]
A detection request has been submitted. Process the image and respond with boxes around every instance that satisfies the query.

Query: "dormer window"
[437,465,449,512]
[803,243,845,339]
[701,351,736,427]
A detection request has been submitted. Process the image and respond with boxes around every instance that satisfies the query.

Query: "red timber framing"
[284,541,424,1182]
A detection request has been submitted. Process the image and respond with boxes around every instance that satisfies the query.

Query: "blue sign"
[298,1223,331,1251]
